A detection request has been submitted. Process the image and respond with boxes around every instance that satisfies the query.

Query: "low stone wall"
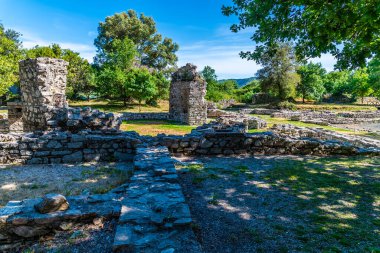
[113,146,201,252]
[0,130,142,165]
[157,130,380,156]
[0,119,9,133]
[120,112,169,121]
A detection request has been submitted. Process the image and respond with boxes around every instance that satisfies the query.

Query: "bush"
[269,101,297,110]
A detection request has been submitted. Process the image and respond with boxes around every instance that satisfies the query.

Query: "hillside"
[218,77,256,87]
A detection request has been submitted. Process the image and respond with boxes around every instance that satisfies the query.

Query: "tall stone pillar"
[169,64,207,125]
[19,58,69,131]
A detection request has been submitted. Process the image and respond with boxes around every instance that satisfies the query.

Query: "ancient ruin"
[1,58,379,252]
[169,64,207,125]
[19,58,69,132]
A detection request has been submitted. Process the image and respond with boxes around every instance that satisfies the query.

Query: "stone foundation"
[7,102,24,132]
[0,130,141,165]
[169,64,207,125]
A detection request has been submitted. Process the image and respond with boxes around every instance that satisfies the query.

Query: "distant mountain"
[218,77,256,87]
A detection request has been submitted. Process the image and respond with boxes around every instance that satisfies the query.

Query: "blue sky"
[0,0,336,79]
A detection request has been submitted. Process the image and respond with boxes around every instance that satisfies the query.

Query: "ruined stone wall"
[19,58,69,131]
[0,131,142,165]
[169,64,207,125]
[7,102,24,132]
[121,112,169,121]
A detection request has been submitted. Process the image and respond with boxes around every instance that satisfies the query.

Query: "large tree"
[256,43,299,101]
[296,63,326,103]
[94,10,179,72]
[96,38,138,105]
[368,57,380,98]
[222,0,380,69]
[350,68,371,104]
[125,68,158,112]
[0,24,22,97]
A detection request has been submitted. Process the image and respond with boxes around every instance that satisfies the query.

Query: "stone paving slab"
[113,146,202,253]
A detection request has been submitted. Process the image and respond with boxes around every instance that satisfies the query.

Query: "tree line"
[0,10,178,110]
[202,44,380,105]
[1,2,379,107]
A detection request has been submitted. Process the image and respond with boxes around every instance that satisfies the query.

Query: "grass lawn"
[69,99,169,113]
[264,156,380,252]
[177,156,380,252]
[121,120,196,136]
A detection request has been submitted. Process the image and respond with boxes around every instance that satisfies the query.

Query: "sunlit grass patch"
[262,156,380,252]
[69,99,169,113]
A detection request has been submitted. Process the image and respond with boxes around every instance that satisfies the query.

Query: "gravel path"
[0,162,133,207]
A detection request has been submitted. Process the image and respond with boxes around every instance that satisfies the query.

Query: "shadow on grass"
[178,156,380,253]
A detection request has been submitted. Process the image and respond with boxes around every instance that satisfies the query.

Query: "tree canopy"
[256,43,299,101]
[296,63,326,103]
[222,0,380,69]
[0,24,22,96]
[94,10,179,72]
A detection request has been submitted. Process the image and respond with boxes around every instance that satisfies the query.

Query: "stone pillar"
[7,102,24,132]
[169,64,207,125]
[19,58,68,131]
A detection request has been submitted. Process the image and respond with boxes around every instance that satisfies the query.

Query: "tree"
[94,10,179,72]
[350,68,371,104]
[368,57,380,98]
[324,70,351,96]
[201,66,218,84]
[222,0,380,69]
[125,68,158,112]
[96,38,138,105]
[256,43,299,101]
[296,63,326,103]
[0,24,22,97]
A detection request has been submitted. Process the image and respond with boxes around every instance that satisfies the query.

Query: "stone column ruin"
[19,58,69,131]
[169,64,207,125]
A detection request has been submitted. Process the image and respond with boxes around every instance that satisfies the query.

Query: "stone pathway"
[113,146,202,253]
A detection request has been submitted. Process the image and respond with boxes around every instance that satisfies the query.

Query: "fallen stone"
[34,194,69,214]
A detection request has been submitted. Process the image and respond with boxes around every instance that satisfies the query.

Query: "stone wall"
[7,102,24,132]
[0,130,142,165]
[0,119,8,133]
[121,112,169,121]
[155,123,380,156]
[169,64,207,125]
[19,58,69,131]
[271,124,380,149]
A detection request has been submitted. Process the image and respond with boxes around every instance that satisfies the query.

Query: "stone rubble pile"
[49,107,122,132]
[215,112,267,130]
[113,146,202,253]
[0,192,123,248]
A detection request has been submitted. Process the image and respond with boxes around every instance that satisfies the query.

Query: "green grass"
[69,99,169,113]
[263,156,380,252]
[121,120,196,136]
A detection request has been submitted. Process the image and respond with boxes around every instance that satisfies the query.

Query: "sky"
[0,0,336,79]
